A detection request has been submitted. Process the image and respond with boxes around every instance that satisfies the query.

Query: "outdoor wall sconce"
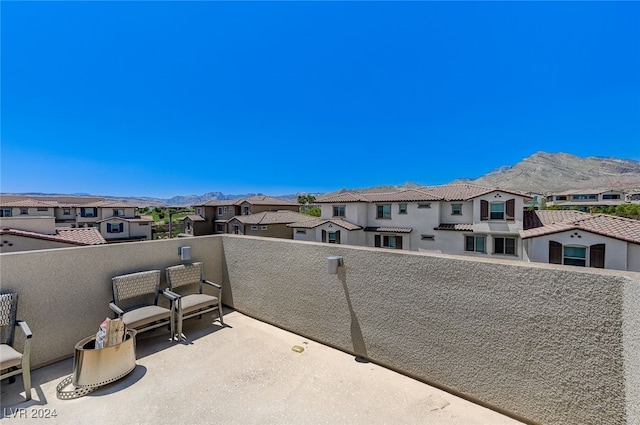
[179,246,192,261]
[327,256,343,274]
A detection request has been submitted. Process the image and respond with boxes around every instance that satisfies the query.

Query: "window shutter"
[107,223,112,232]
[81,208,85,218]
[506,199,515,220]
[335,230,341,244]
[396,236,403,250]
[119,223,124,233]
[549,241,562,264]
[322,230,327,243]
[480,200,488,221]
[374,235,381,247]
[590,244,605,268]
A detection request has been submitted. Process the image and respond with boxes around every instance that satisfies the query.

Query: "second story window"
[107,223,124,233]
[243,206,250,215]
[490,203,504,220]
[451,204,462,215]
[376,204,391,219]
[398,204,407,214]
[333,205,346,217]
[218,207,223,215]
[80,208,97,218]
[20,208,28,215]
[1,209,12,217]
[113,209,124,217]
[63,208,71,215]
[37,207,48,212]
[196,207,202,216]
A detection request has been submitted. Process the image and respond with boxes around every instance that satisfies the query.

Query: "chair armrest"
[109,302,124,317]
[17,320,32,339]
[202,279,222,290]
[160,289,181,302]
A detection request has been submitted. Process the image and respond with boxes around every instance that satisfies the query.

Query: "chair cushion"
[122,305,171,329]
[0,344,22,369]
[180,294,218,314]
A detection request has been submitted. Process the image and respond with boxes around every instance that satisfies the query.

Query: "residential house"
[226,210,315,238]
[521,209,640,271]
[0,197,152,242]
[289,184,531,259]
[185,196,300,236]
[544,189,637,210]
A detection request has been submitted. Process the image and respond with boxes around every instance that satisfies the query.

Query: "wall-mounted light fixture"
[327,256,343,274]
[179,246,192,261]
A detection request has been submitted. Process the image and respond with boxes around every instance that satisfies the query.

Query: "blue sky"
[2,1,639,199]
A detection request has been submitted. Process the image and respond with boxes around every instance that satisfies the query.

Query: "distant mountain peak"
[452,151,640,193]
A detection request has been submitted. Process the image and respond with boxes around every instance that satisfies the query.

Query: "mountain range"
[3,152,639,206]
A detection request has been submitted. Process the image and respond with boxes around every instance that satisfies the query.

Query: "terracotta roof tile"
[419,184,531,201]
[287,218,363,231]
[96,216,154,223]
[0,199,59,208]
[231,211,313,225]
[0,227,106,245]
[317,193,369,203]
[521,210,640,244]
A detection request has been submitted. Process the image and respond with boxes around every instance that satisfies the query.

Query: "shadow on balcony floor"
[1,310,524,424]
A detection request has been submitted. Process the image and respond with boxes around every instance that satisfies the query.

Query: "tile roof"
[231,211,314,225]
[203,196,298,207]
[96,216,154,223]
[287,218,363,231]
[521,210,640,244]
[182,215,206,222]
[419,184,531,201]
[0,199,59,208]
[364,226,413,233]
[0,227,107,246]
[318,185,531,204]
[434,223,474,231]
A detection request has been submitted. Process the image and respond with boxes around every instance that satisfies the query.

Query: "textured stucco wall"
[220,235,640,425]
[0,236,222,367]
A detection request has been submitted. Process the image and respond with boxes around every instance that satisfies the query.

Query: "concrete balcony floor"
[1,310,523,425]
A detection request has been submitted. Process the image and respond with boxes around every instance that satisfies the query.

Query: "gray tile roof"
[521,210,640,244]
[434,223,474,231]
[364,226,413,233]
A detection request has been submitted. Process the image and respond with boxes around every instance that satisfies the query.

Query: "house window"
[218,207,223,215]
[333,205,346,217]
[20,208,28,215]
[602,194,620,200]
[555,196,567,201]
[224,207,228,213]
[490,203,505,220]
[465,235,485,253]
[216,224,225,232]
[451,204,462,215]
[374,234,403,249]
[0,209,12,217]
[243,207,250,215]
[233,225,241,234]
[63,208,71,215]
[376,204,391,219]
[328,232,337,243]
[296,230,307,235]
[113,209,124,217]
[260,226,268,230]
[494,237,516,255]
[572,194,597,201]
[81,208,97,218]
[421,235,434,240]
[417,203,431,209]
[37,207,48,211]
[196,208,202,215]
[398,204,407,214]
[563,245,586,267]
[251,225,259,230]
[107,223,124,233]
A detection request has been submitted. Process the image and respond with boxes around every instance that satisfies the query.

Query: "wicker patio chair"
[0,292,32,401]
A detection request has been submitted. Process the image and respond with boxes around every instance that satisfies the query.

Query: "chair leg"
[22,357,31,401]
[218,305,224,325]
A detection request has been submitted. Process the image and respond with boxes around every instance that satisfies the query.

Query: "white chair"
[0,292,32,401]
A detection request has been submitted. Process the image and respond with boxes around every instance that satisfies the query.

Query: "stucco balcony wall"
[0,234,638,425]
